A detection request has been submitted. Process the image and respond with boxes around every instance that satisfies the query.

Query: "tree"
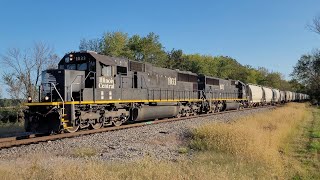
[79,31,294,90]
[166,49,184,69]
[308,15,320,35]
[128,32,167,66]
[101,31,132,58]
[183,54,212,74]
[80,32,168,67]
[291,49,320,100]
[1,42,59,100]
[289,79,306,92]
[264,72,282,88]
[278,79,292,91]
[243,65,258,84]
[79,38,102,53]
[215,56,244,80]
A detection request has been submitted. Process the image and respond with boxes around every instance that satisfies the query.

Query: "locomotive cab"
[25,51,132,133]
[45,51,131,102]
[40,52,97,102]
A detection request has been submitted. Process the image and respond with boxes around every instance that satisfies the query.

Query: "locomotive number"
[75,56,86,61]
[168,77,176,86]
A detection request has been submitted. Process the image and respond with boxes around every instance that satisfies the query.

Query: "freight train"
[24,51,309,133]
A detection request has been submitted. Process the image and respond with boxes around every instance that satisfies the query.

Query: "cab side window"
[117,66,127,75]
[89,61,95,71]
[101,63,113,76]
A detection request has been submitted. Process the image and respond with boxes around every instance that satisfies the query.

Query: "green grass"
[311,131,320,138]
[308,110,320,152]
[71,147,98,158]
[177,147,188,154]
[287,106,320,179]
[309,141,320,151]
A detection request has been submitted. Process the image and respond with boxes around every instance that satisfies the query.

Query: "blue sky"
[0,0,319,80]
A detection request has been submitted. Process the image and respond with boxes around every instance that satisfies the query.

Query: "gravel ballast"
[0,107,273,163]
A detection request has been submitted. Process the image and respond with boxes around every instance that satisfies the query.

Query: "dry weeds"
[0,103,312,180]
[190,103,309,178]
[71,147,98,158]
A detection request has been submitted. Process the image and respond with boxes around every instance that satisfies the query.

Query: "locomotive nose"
[24,107,62,134]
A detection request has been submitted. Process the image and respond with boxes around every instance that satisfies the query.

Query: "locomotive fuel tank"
[224,102,240,110]
[130,105,179,121]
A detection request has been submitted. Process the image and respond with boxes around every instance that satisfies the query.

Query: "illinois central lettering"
[99,77,114,89]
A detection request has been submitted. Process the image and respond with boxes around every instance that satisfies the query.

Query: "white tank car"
[247,84,263,103]
[286,91,290,102]
[297,93,301,101]
[280,91,286,102]
[288,91,293,101]
[285,91,291,101]
[272,89,280,103]
[292,92,296,101]
[262,87,273,103]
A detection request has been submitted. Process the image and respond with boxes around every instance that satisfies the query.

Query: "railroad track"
[0,106,276,149]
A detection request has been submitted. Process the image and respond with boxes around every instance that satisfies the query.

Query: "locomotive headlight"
[27,96,32,103]
[44,96,50,101]
[69,54,73,61]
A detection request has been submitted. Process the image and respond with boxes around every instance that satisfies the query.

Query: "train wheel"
[90,118,103,129]
[90,122,102,129]
[113,120,122,127]
[65,125,79,133]
[112,117,123,127]
[65,118,80,133]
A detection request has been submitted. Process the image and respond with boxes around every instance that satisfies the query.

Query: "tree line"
[79,31,299,91]
[291,15,320,103]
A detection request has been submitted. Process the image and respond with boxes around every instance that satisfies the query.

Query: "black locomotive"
[23,51,282,133]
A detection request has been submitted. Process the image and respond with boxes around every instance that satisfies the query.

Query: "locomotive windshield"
[59,60,96,71]
[77,63,88,70]
[59,62,90,70]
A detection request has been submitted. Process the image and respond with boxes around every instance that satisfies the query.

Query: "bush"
[0,109,19,123]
